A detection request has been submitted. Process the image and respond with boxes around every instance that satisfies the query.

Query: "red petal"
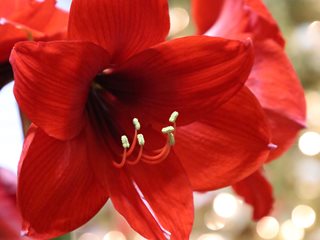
[247,40,306,160]
[174,87,271,191]
[244,0,285,46]
[0,168,21,239]
[192,0,224,34]
[68,0,169,64]
[107,153,193,240]
[18,124,109,239]
[10,41,109,140]
[0,21,44,63]
[108,36,254,126]
[199,0,285,47]
[0,0,29,18]
[10,0,68,36]
[232,169,274,220]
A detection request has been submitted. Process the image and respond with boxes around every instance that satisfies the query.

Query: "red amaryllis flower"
[0,0,68,88]
[0,168,22,240]
[10,0,272,239]
[192,0,306,220]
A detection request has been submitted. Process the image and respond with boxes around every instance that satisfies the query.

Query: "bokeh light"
[280,220,305,240]
[204,212,225,231]
[103,231,127,240]
[169,7,190,36]
[213,193,239,218]
[197,233,225,240]
[78,233,100,240]
[256,216,280,239]
[298,131,320,156]
[291,205,316,229]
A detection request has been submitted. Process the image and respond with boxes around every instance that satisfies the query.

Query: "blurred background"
[0,0,319,240]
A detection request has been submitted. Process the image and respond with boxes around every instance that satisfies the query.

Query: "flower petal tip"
[268,143,278,150]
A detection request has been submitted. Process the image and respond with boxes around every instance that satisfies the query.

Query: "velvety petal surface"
[9,0,68,36]
[193,0,284,46]
[247,40,306,160]
[68,0,169,64]
[106,36,254,127]
[0,168,21,239]
[232,169,274,220]
[174,87,271,191]
[10,40,109,140]
[107,152,194,240]
[18,124,109,239]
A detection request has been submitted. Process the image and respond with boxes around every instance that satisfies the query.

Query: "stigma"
[112,111,179,168]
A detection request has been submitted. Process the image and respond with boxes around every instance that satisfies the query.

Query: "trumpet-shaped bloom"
[192,0,306,219]
[11,0,272,238]
[0,0,68,88]
[0,168,22,240]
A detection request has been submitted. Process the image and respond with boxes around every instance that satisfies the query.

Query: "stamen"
[113,148,127,168]
[142,145,171,164]
[137,134,145,146]
[133,118,141,130]
[127,147,143,165]
[127,118,141,156]
[169,111,179,123]
[168,133,175,146]
[162,126,175,134]
[121,135,130,148]
[113,111,179,168]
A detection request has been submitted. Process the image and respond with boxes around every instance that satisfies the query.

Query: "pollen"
[121,135,130,148]
[133,118,141,130]
[137,134,145,146]
[169,111,179,123]
[161,126,175,134]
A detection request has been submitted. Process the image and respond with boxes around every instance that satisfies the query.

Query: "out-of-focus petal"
[175,87,271,190]
[108,153,193,240]
[68,0,169,64]
[106,36,253,127]
[0,0,29,18]
[18,124,109,239]
[232,169,274,220]
[247,40,306,160]
[195,0,285,46]
[10,40,109,140]
[192,0,223,35]
[0,168,21,239]
[0,21,44,63]
[10,0,68,36]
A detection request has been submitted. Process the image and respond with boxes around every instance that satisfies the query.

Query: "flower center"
[113,111,179,168]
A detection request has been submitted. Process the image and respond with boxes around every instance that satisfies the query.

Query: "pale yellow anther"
[133,118,141,130]
[121,135,130,148]
[137,134,145,146]
[168,133,175,146]
[161,126,175,134]
[169,111,179,123]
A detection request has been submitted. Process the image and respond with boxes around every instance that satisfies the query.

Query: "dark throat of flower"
[86,71,179,168]
[0,61,13,89]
